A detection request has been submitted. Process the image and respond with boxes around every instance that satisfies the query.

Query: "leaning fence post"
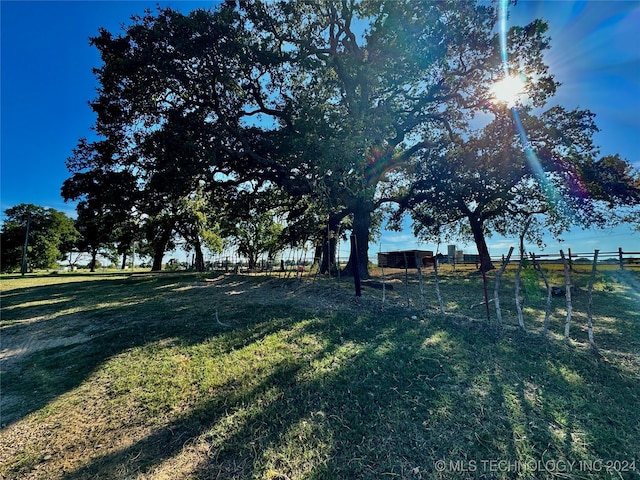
[415,252,426,311]
[560,250,573,341]
[530,253,552,337]
[403,252,410,307]
[494,246,514,325]
[586,249,599,347]
[433,255,445,314]
[481,253,491,322]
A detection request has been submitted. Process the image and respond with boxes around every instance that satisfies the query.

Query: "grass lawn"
[1,267,639,479]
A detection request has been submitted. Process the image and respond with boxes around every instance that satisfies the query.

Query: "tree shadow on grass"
[57,307,438,479]
[0,273,297,429]
[3,274,639,480]
[54,302,639,479]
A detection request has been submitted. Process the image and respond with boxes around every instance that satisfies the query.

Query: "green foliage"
[62,166,142,271]
[62,1,639,278]
[174,188,224,271]
[0,204,79,272]
[232,210,285,270]
[400,104,608,272]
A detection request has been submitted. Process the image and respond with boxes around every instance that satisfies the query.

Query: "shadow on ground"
[1,272,639,480]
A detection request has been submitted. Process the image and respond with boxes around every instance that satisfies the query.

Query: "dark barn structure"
[377,250,434,269]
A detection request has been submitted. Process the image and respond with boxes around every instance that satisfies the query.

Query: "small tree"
[229,211,285,271]
[63,167,140,272]
[175,189,223,272]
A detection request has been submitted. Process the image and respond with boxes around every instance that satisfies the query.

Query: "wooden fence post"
[494,246,514,325]
[568,248,573,272]
[619,247,624,271]
[586,249,599,347]
[482,267,490,322]
[415,252,426,311]
[530,252,552,336]
[351,235,361,297]
[403,252,409,307]
[379,245,386,308]
[560,250,573,341]
[433,255,445,314]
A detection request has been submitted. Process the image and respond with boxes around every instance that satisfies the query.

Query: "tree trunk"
[121,252,128,271]
[343,207,370,279]
[320,214,340,275]
[151,228,171,271]
[351,234,362,297]
[194,237,205,272]
[248,252,258,270]
[468,214,495,272]
[90,249,98,273]
[152,250,164,272]
[313,244,322,267]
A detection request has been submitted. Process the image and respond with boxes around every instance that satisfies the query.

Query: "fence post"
[586,249,599,347]
[481,267,490,322]
[433,255,445,314]
[403,252,409,307]
[568,248,573,272]
[494,246,514,325]
[530,252,552,337]
[415,252,426,311]
[351,234,361,297]
[560,249,573,341]
[619,247,624,271]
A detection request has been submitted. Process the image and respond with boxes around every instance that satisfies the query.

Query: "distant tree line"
[16,1,640,276]
[0,201,285,273]
[1,204,79,272]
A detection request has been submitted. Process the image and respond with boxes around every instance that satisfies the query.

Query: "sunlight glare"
[491,74,526,106]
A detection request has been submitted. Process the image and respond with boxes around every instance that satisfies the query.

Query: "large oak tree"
[395,105,640,271]
[67,1,633,278]
[229,0,559,277]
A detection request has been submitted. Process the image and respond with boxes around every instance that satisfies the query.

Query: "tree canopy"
[62,1,640,274]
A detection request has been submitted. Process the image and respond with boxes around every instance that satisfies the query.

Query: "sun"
[490,74,526,107]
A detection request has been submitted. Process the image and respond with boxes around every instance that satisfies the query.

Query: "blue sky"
[1,1,639,260]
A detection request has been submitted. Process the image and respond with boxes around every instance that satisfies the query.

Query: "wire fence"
[204,247,640,275]
[458,248,640,272]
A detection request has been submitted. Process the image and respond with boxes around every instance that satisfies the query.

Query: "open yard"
[1,267,639,479]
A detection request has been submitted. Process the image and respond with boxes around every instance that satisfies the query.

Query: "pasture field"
[1,267,639,479]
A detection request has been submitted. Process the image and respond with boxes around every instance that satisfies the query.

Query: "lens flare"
[491,74,526,106]
[498,0,509,74]
[497,0,582,221]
